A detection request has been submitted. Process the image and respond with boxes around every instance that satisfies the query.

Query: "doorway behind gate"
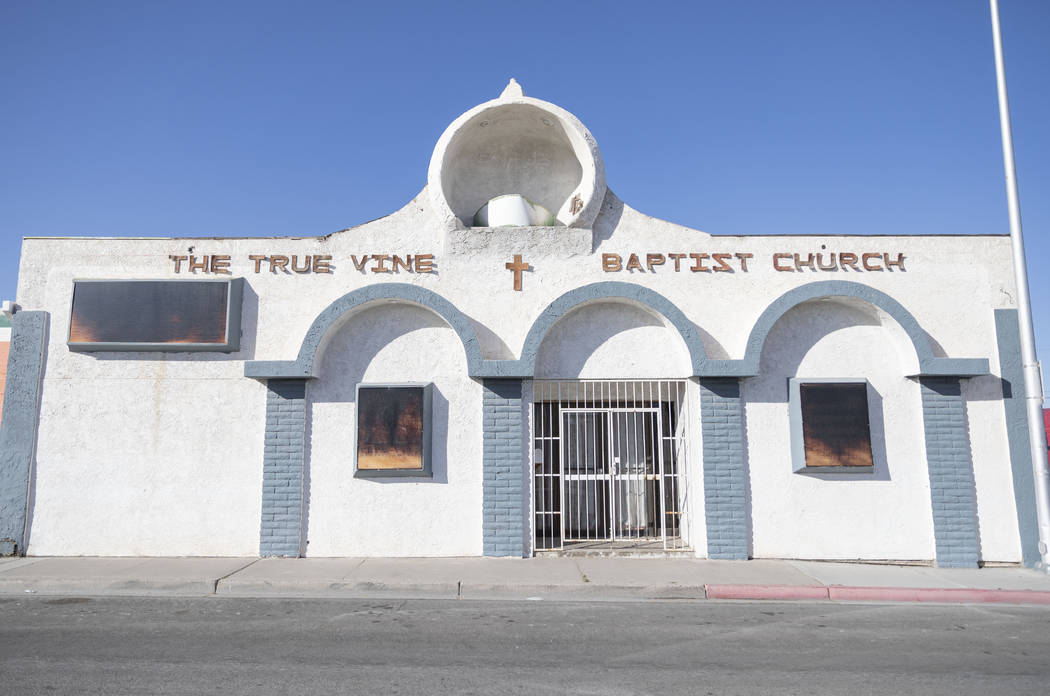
[532,380,690,552]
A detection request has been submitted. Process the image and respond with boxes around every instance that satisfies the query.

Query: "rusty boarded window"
[799,382,873,468]
[357,387,425,471]
[68,280,240,351]
[354,383,433,478]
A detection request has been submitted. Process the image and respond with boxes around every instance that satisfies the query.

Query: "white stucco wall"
[742,299,1021,562]
[534,302,691,380]
[13,197,1023,560]
[21,269,265,556]
[29,367,265,556]
[306,304,482,557]
[744,301,935,560]
[965,373,1024,561]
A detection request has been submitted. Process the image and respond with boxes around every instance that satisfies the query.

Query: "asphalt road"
[1,596,1048,695]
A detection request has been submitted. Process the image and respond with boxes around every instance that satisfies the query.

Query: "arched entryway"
[523,285,702,553]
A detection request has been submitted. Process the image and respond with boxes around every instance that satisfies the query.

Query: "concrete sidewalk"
[2,556,1050,604]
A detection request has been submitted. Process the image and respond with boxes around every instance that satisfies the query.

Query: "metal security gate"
[533,380,688,551]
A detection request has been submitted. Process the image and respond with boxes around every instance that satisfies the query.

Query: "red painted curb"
[705,584,829,600]
[703,583,1050,604]
[828,586,1050,605]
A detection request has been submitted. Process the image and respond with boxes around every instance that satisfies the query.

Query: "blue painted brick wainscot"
[920,377,980,568]
[482,378,525,557]
[700,378,750,560]
[259,379,308,557]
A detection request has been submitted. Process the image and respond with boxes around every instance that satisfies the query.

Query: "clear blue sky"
[2,1,1048,393]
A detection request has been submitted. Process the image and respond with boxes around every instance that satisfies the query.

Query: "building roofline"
[20,232,1012,241]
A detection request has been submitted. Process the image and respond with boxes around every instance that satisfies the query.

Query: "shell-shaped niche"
[428,80,606,231]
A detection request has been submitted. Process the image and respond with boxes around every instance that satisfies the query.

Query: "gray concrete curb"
[3,557,1050,605]
[7,578,1050,605]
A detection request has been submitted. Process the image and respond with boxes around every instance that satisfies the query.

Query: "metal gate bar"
[532,380,687,551]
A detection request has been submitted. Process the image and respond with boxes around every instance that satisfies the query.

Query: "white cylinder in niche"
[473,194,556,227]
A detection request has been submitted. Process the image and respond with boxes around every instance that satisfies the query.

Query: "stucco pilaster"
[0,311,48,556]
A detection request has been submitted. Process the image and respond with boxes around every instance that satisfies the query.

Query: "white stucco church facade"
[0,81,1042,567]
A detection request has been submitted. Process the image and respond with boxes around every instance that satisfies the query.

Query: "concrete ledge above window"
[354,383,433,479]
[789,378,875,474]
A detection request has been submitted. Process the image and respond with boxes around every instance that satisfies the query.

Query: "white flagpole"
[989,0,1050,571]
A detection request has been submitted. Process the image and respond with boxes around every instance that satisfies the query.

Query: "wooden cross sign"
[505,254,530,291]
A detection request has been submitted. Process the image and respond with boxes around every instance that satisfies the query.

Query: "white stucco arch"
[743,299,935,561]
[306,303,482,557]
[533,299,692,379]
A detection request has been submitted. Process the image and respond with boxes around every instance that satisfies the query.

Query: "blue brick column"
[700,378,749,560]
[482,378,525,557]
[259,378,308,557]
[920,377,979,568]
[0,311,48,556]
